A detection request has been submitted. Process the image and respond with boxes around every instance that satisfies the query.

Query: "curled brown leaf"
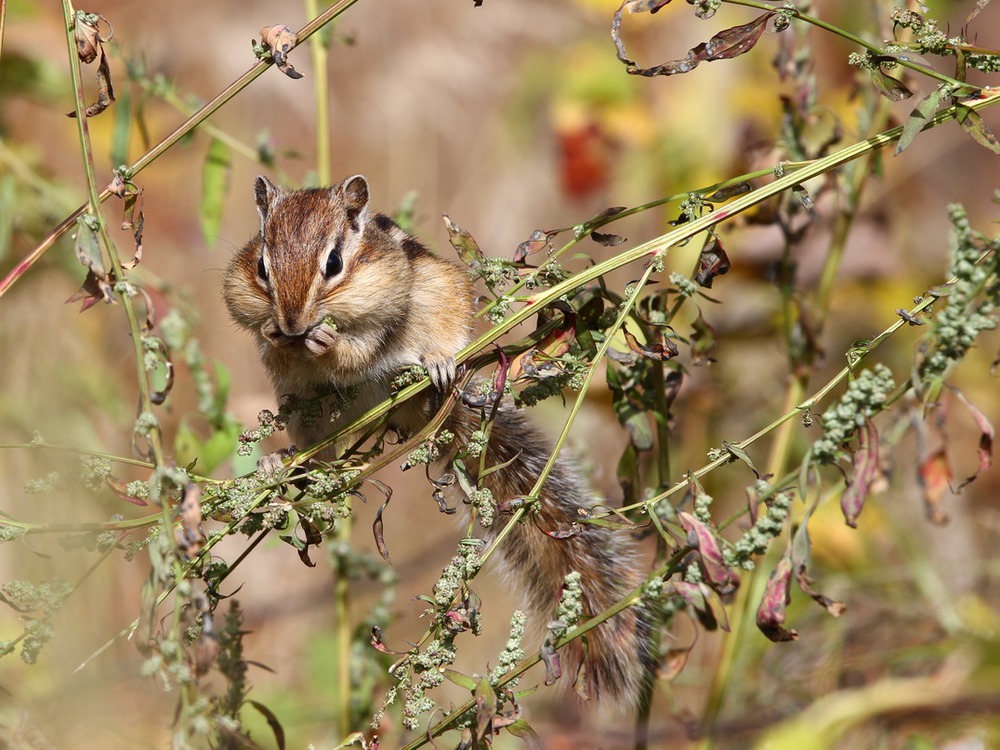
[257,25,304,79]
[67,13,116,118]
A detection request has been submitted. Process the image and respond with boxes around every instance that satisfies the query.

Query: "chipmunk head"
[226,174,402,360]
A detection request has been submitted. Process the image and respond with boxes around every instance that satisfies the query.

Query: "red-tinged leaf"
[591,231,626,246]
[444,214,486,270]
[690,309,717,366]
[248,700,287,750]
[623,327,679,361]
[513,229,558,263]
[678,511,740,595]
[951,388,995,489]
[841,419,879,528]
[105,478,148,506]
[256,25,303,79]
[918,446,952,525]
[694,237,730,288]
[956,104,1000,154]
[540,637,562,686]
[491,343,511,400]
[896,87,944,155]
[66,268,116,311]
[370,625,406,655]
[756,548,799,642]
[370,479,393,563]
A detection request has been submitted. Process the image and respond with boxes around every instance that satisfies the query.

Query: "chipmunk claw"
[421,351,457,392]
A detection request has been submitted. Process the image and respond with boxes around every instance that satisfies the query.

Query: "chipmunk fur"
[223,175,652,704]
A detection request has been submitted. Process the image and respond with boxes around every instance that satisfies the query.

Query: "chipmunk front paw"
[420,351,457,392]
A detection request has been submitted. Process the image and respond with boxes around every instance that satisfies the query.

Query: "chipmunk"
[223,175,652,704]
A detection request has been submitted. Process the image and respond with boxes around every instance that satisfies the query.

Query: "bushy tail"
[447,402,654,704]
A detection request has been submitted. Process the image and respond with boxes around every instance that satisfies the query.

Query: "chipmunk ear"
[342,175,369,233]
[254,176,281,230]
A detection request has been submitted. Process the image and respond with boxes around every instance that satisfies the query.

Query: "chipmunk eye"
[257,255,268,282]
[324,240,344,279]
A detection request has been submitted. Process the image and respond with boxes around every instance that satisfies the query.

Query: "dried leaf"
[67,14,116,118]
[841,419,879,528]
[918,446,952,525]
[896,307,926,326]
[200,139,231,248]
[721,440,761,477]
[370,479,393,563]
[952,388,995,490]
[623,327,679,361]
[791,513,846,617]
[956,104,1000,154]
[513,229,558,263]
[678,511,740,595]
[706,182,751,201]
[590,231,626,246]
[613,7,778,77]
[694,237,730,288]
[895,87,943,155]
[248,700,287,750]
[257,25,304,79]
[756,548,799,642]
[444,214,486,270]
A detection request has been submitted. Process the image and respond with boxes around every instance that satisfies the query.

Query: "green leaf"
[442,668,478,691]
[895,87,943,155]
[199,138,231,248]
[505,719,540,741]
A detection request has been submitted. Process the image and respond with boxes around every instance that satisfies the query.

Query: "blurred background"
[1,0,1000,747]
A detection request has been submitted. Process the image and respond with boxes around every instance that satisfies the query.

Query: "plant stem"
[305,0,332,185]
